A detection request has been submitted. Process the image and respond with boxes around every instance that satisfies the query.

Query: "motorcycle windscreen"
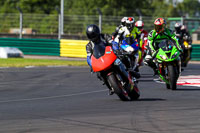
[158,39,175,52]
[91,46,117,72]
[92,42,106,59]
[157,39,179,60]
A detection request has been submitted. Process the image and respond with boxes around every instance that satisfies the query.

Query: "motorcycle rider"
[144,18,182,75]
[112,17,141,72]
[113,17,131,43]
[112,17,127,40]
[174,23,192,44]
[135,20,148,48]
[86,24,112,68]
[135,20,148,66]
[126,17,141,71]
[114,17,141,43]
[181,25,192,45]
[112,18,140,77]
[86,24,135,95]
[174,23,192,53]
[129,18,141,43]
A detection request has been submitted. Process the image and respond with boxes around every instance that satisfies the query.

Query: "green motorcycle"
[155,39,181,90]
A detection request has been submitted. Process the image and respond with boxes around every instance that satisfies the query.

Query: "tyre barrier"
[60,39,87,58]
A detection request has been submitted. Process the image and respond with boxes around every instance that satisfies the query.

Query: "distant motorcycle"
[181,40,191,67]
[154,40,181,90]
[138,37,148,66]
[118,36,139,72]
[91,42,140,101]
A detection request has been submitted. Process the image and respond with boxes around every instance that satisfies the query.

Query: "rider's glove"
[179,49,183,54]
[152,50,156,57]
[112,35,115,40]
[90,67,94,74]
[152,50,158,58]
[112,41,119,51]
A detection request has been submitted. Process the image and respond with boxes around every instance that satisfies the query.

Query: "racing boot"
[128,69,141,79]
[108,89,114,95]
[144,57,158,76]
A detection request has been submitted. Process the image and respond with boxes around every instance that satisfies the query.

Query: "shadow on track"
[174,88,200,91]
[137,98,166,101]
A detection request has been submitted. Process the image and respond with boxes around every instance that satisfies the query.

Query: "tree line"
[0,0,199,17]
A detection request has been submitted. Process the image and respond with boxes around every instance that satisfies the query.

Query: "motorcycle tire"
[107,74,129,101]
[168,65,177,90]
[128,83,140,100]
[166,83,171,89]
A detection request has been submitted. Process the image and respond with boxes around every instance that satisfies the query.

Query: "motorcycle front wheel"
[166,83,171,89]
[128,83,140,100]
[167,65,178,90]
[107,73,130,101]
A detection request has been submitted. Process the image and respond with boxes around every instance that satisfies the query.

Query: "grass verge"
[0,58,88,67]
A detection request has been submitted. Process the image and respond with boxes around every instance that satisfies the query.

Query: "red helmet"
[135,20,144,31]
[154,18,166,33]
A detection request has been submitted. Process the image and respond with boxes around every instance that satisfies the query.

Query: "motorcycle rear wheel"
[107,74,129,101]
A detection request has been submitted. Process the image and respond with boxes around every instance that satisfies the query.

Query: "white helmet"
[126,17,135,31]
[174,22,182,28]
[135,20,144,27]
[121,17,127,26]
[135,20,144,31]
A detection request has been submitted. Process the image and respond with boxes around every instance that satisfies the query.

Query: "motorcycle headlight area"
[114,58,121,65]
[159,54,167,60]
[125,46,134,53]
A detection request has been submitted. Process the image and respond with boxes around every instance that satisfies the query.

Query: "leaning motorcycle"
[91,42,140,101]
[154,39,181,90]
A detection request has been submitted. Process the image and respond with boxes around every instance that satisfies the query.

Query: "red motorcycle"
[91,42,140,101]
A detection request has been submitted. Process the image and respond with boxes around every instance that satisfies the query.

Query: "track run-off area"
[0,62,200,133]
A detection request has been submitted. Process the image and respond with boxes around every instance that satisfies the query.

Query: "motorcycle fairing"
[120,40,139,52]
[91,46,117,72]
[156,40,180,62]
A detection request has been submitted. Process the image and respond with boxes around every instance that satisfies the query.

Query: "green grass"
[0,58,88,67]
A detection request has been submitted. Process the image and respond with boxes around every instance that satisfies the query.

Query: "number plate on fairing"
[114,58,121,65]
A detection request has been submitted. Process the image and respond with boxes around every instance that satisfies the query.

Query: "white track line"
[0,89,107,103]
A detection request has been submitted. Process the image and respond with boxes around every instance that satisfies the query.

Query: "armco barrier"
[0,38,60,56]
[0,37,200,60]
[60,39,88,58]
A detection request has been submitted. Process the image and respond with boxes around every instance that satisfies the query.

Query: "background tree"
[176,0,200,17]
[0,0,199,18]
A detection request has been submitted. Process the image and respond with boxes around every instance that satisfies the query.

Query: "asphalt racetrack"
[0,63,200,133]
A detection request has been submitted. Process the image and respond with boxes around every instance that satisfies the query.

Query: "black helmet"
[174,22,182,33]
[86,24,100,42]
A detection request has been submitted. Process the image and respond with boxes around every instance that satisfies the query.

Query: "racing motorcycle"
[175,34,192,67]
[138,37,148,66]
[91,42,140,101]
[119,36,140,73]
[154,39,181,90]
[181,40,191,67]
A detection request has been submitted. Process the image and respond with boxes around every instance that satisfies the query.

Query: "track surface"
[0,63,200,133]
